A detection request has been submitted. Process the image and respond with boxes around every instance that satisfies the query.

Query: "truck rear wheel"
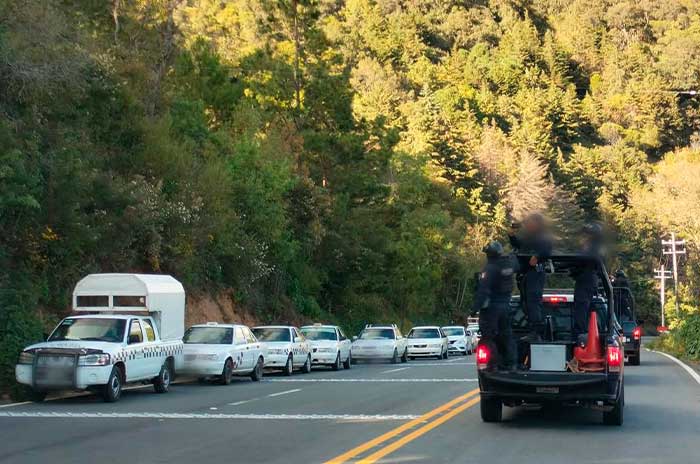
[480,397,502,423]
[102,366,123,402]
[153,360,172,394]
[603,384,624,426]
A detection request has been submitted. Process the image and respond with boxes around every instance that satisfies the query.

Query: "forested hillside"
[3,0,700,394]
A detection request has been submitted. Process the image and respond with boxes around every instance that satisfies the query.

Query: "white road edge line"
[650,349,700,386]
[267,388,302,398]
[0,412,421,421]
[381,367,411,374]
[266,378,477,383]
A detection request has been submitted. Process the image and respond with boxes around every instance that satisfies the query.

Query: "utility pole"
[654,265,672,327]
[662,233,686,316]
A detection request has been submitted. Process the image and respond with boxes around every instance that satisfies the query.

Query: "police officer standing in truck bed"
[473,241,519,370]
[508,213,552,341]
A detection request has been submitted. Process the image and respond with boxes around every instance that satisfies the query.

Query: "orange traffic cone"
[572,311,605,372]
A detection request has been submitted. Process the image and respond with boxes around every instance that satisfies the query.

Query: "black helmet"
[615,269,626,279]
[482,240,504,257]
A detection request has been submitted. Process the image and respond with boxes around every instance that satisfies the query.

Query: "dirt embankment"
[186,291,260,327]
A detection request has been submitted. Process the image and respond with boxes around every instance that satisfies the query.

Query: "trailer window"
[114,295,146,307]
[76,295,109,307]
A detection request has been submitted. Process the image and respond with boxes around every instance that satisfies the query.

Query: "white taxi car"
[351,324,408,363]
[467,324,481,344]
[252,326,311,375]
[300,324,352,370]
[180,323,264,384]
[407,326,449,359]
[442,326,473,355]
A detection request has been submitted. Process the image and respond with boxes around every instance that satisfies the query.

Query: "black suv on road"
[477,254,625,426]
[614,287,641,365]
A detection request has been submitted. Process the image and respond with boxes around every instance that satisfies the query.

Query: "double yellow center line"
[325,388,480,463]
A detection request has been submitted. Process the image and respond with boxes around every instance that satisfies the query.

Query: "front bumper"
[479,370,621,404]
[311,351,337,364]
[352,348,395,360]
[180,359,225,376]
[264,353,290,368]
[407,347,443,357]
[448,343,467,353]
[16,363,113,391]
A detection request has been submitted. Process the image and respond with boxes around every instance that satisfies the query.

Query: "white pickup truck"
[15,274,185,402]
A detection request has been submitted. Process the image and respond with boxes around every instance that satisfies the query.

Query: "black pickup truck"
[477,254,625,425]
[613,287,642,365]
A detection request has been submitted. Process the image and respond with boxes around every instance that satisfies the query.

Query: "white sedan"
[442,326,473,355]
[351,325,408,363]
[252,326,311,375]
[180,323,264,384]
[300,324,352,370]
[407,326,449,359]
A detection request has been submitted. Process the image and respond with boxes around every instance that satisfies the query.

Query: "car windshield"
[49,318,126,343]
[183,327,233,344]
[300,328,337,341]
[442,328,464,336]
[408,328,440,338]
[359,328,394,340]
[252,328,291,342]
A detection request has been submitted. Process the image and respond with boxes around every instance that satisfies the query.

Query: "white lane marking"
[651,350,700,386]
[381,367,411,374]
[0,412,420,421]
[266,378,477,383]
[0,401,31,409]
[406,363,475,366]
[229,399,257,406]
[267,388,302,398]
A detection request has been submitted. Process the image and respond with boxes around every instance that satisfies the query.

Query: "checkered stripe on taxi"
[113,344,183,363]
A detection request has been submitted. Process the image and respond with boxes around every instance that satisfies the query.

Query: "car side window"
[243,327,257,344]
[128,319,143,344]
[141,319,156,342]
[234,327,246,345]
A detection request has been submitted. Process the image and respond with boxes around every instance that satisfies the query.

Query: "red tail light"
[633,327,642,340]
[543,296,567,304]
[607,346,622,372]
[476,344,490,369]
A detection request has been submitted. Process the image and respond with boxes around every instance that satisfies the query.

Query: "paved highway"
[1,348,699,464]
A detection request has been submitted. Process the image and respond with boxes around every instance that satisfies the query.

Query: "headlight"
[79,354,111,366]
[18,351,34,365]
[317,347,335,353]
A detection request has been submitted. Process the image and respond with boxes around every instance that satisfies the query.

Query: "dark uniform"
[474,242,519,370]
[572,224,604,336]
[509,230,552,337]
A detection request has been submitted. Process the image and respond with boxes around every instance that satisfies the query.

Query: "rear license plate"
[536,387,559,394]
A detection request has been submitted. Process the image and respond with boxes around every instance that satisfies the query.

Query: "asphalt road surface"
[1,348,699,464]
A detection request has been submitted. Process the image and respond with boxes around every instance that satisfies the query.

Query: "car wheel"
[401,349,408,363]
[284,355,294,376]
[603,384,624,426]
[251,357,264,381]
[26,388,47,403]
[153,360,172,394]
[343,352,352,369]
[302,354,312,374]
[480,398,502,423]
[332,352,341,371]
[219,358,234,385]
[442,348,448,359]
[391,348,399,364]
[630,352,641,366]
[102,366,123,402]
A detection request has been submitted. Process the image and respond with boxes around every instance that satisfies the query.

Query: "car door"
[140,318,161,375]
[125,318,148,380]
[232,326,249,371]
[338,328,350,360]
[292,327,307,366]
[243,326,261,370]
